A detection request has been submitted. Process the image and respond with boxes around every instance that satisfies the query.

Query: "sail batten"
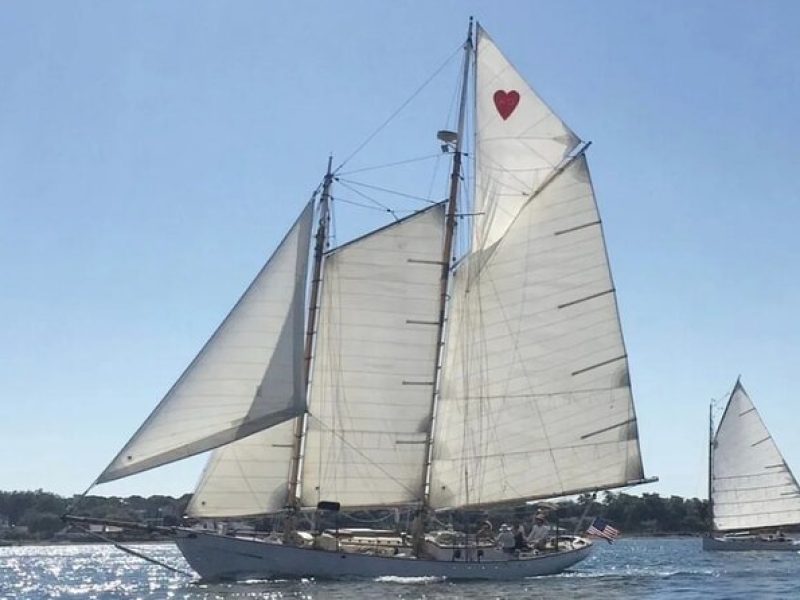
[711,381,800,531]
[97,201,314,484]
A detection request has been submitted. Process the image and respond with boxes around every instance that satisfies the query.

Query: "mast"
[420,19,473,507]
[287,155,333,507]
[708,400,714,534]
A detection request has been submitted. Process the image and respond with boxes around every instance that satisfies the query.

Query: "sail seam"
[715,508,800,518]
[714,482,795,492]
[714,494,800,505]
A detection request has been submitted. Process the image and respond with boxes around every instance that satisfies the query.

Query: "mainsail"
[97,201,314,484]
[711,380,800,531]
[301,204,446,509]
[428,155,644,509]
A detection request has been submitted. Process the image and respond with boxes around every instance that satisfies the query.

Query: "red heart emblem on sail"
[493,90,520,120]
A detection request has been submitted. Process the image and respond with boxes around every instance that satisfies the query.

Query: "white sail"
[300,205,446,509]
[97,202,314,484]
[428,155,644,509]
[186,420,296,517]
[711,381,800,531]
[473,25,581,251]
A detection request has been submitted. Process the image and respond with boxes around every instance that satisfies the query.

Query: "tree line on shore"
[0,489,711,542]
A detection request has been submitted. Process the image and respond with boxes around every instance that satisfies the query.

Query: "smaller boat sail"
[704,379,800,551]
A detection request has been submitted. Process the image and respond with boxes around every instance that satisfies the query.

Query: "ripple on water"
[0,539,798,599]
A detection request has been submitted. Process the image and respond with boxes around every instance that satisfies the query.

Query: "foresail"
[97,201,314,484]
[428,155,644,509]
[473,25,581,251]
[712,381,800,531]
[300,205,446,509]
[186,420,296,517]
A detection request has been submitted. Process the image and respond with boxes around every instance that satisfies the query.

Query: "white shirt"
[527,522,549,543]
[498,530,515,549]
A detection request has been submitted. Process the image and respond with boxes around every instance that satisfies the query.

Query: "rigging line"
[486,255,566,495]
[334,181,399,220]
[334,44,464,172]
[305,413,421,500]
[424,152,445,207]
[346,512,397,524]
[422,52,464,209]
[337,178,439,205]
[333,196,414,214]
[74,525,194,577]
[457,146,473,260]
[338,154,443,176]
[63,480,97,516]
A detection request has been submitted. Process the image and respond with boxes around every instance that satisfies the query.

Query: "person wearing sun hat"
[527,512,550,550]
[497,523,516,553]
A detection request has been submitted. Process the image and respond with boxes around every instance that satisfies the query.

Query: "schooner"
[68,20,656,580]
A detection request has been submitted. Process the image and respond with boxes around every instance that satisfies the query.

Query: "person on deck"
[513,522,529,550]
[497,524,516,554]
[527,512,550,550]
[476,520,493,541]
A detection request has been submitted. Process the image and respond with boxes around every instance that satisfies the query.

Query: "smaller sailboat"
[704,379,800,551]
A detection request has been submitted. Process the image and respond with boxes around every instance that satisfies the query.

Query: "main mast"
[420,19,473,507]
[708,400,714,534]
[287,156,333,508]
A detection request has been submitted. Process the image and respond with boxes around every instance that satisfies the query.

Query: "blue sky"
[2,1,798,501]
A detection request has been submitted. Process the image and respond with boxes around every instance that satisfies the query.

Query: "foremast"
[287,156,334,509]
[419,19,473,511]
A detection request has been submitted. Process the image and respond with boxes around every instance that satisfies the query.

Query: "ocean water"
[1,538,798,599]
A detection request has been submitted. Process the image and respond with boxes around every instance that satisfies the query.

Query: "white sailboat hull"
[175,530,593,581]
[702,535,800,552]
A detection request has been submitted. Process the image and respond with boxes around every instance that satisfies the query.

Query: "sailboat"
[704,379,800,551]
[68,20,656,580]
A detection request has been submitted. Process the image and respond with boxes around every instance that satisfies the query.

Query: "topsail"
[473,26,580,251]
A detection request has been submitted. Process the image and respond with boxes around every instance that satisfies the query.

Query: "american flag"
[586,517,619,543]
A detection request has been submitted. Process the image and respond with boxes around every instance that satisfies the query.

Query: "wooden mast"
[287,156,333,508]
[419,19,473,508]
